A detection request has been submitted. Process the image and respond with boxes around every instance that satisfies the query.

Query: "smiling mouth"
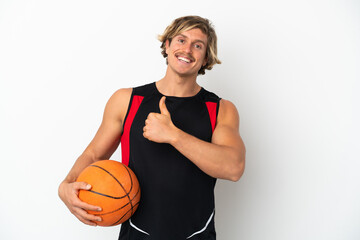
[175,54,194,64]
[178,56,191,63]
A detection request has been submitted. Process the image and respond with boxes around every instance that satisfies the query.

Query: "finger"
[147,112,154,119]
[77,215,97,226]
[73,209,99,226]
[71,183,102,212]
[74,207,103,222]
[76,199,102,212]
[73,181,92,191]
[143,131,151,141]
[159,96,170,116]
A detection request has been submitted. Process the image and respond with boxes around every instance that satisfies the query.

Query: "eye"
[178,39,185,44]
[194,44,202,49]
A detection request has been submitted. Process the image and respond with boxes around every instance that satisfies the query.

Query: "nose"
[182,42,192,53]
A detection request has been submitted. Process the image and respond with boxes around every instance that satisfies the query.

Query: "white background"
[0,0,359,239]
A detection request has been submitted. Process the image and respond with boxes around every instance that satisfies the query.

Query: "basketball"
[76,160,140,226]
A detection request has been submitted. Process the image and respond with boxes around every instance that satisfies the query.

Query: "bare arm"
[58,88,132,226]
[171,99,245,181]
[143,97,245,181]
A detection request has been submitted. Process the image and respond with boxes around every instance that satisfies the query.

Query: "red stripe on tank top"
[205,102,217,133]
[120,95,144,166]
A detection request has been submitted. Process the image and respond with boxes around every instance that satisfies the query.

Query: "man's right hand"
[58,181,102,226]
[58,88,131,226]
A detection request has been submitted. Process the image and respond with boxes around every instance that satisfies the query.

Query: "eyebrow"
[177,34,206,46]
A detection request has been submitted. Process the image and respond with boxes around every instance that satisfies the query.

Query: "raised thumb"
[159,96,170,116]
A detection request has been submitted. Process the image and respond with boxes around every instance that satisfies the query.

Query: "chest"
[131,95,213,143]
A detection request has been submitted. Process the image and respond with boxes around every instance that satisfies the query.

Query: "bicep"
[83,88,132,160]
[211,99,244,151]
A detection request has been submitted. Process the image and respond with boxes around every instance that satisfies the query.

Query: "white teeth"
[178,56,190,63]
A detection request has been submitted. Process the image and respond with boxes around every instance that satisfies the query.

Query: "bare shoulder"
[104,88,133,123]
[218,99,239,114]
[217,99,240,130]
[110,88,133,104]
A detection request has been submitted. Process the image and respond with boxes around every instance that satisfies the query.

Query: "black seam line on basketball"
[110,202,139,226]
[94,187,141,216]
[94,187,140,216]
[120,164,135,216]
[89,164,134,216]
[89,164,132,202]
[111,201,140,226]
[88,190,127,199]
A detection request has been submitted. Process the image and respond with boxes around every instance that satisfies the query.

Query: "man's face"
[165,28,208,77]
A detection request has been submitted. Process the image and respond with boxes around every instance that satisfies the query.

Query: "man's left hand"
[143,96,179,144]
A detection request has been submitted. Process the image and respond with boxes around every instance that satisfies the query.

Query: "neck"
[157,67,201,97]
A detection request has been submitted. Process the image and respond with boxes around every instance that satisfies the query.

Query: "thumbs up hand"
[159,95,171,116]
[143,96,179,144]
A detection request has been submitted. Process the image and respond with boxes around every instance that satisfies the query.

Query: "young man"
[59,16,246,239]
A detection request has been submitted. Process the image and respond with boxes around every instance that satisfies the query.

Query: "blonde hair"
[158,15,221,75]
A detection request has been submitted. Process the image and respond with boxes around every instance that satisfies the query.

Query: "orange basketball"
[76,160,140,226]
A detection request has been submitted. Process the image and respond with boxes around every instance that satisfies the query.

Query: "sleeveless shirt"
[118,82,221,240]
